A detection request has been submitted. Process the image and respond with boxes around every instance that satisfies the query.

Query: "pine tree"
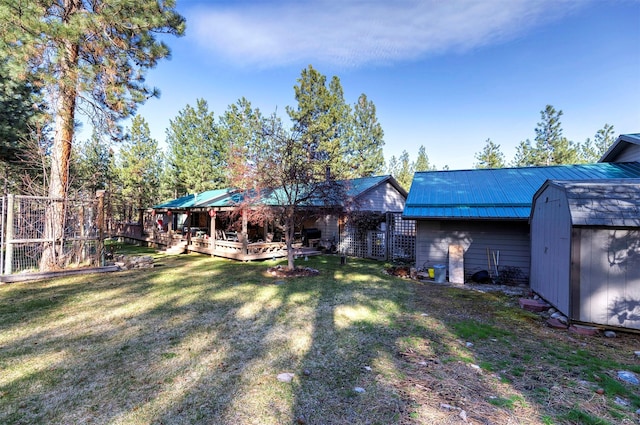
[395,151,414,191]
[512,140,536,167]
[219,97,264,190]
[286,65,350,179]
[73,131,113,197]
[117,115,162,212]
[414,145,436,172]
[474,139,506,169]
[580,124,616,163]
[0,0,184,270]
[165,99,227,195]
[533,105,579,165]
[343,94,385,178]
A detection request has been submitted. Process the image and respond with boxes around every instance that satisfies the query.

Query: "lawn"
[1,246,639,424]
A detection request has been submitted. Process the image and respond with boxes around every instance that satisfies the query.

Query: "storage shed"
[530,179,640,330]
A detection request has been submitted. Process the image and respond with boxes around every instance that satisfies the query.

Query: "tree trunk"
[284,208,296,271]
[40,36,79,271]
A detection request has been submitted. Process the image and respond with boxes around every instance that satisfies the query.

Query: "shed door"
[578,229,640,330]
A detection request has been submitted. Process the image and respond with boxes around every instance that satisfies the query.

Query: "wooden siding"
[416,220,530,282]
[577,228,640,329]
[313,214,340,241]
[356,181,406,212]
[610,144,640,162]
[530,185,573,313]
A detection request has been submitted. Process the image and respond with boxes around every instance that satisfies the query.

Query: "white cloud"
[187,0,587,68]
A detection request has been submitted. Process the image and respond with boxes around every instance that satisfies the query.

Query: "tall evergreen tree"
[414,145,436,172]
[219,97,264,190]
[533,105,579,165]
[73,131,113,196]
[386,155,399,179]
[395,150,414,190]
[343,93,385,178]
[474,139,506,169]
[116,115,162,212]
[511,139,536,167]
[581,124,616,162]
[165,99,226,195]
[286,65,350,179]
[0,0,184,270]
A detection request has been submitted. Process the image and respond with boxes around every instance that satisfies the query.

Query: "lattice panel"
[388,212,416,262]
[339,227,367,258]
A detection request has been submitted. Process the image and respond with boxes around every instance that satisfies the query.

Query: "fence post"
[5,194,14,274]
[96,190,105,266]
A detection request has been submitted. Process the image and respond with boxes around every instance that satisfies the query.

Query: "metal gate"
[0,194,103,275]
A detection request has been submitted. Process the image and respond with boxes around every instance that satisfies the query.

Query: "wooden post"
[96,190,105,266]
[241,210,248,255]
[5,194,14,274]
[209,211,216,254]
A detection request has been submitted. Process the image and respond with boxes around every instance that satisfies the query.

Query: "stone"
[546,318,568,329]
[466,342,474,348]
[303,369,311,376]
[604,330,616,338]
[519,298,550,312]
[354,387,366,393]
[277,372,294,383]
[617,370,639,385]
[614,397,629,406]
[568,324,599,336]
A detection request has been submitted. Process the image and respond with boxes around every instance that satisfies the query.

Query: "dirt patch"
[266,265,320,278]
[385,266,412,277]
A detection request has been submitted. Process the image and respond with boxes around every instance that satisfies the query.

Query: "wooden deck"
[117,231,322,261]
[189,238,321,261]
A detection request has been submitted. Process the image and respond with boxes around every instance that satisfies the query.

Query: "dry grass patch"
[1,246,639,424]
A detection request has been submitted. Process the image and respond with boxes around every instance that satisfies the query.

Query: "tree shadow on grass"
[2,253,640,424]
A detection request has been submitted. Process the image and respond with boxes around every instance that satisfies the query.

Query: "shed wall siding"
[357,182,406,212]
[416,220,530,282]
[530,186,572,313]
[578,228,640,329]
[610,145,640,163]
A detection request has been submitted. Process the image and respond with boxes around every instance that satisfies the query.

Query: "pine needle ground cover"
[1,247,639,424]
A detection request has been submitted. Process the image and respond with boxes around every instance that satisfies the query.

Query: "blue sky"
[131,0,640,171]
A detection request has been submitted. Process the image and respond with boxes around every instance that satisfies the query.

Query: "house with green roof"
[403,157,640,285]
[149,175,410,261]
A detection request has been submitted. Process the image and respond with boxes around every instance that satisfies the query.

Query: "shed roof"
[534,179,640,227]
[404,162,640,220]
[600,133,640,162]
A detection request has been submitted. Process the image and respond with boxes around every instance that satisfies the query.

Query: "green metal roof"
[404,162,640,220]
[152,175,401,210]
[153,188,237,210]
